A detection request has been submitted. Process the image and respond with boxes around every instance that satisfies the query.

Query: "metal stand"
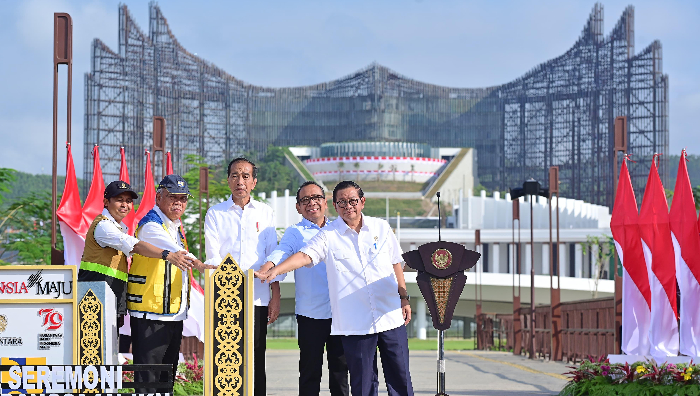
[436,329,448,396]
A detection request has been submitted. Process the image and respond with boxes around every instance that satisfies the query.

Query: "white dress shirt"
[300,215,404,335]
[266,217,332,319]
[204,196,284,306]
[93,209,139,256]
[129,206,195,322]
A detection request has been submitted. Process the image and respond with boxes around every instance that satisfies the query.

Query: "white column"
[575,243,583,278]
[459,189,464,229]
[409,243,417,251]
[525,243,532,275]
[491,243,500,273]
[271,191,278,228]
[284,189,290,228]
[416,298,427,340]
[509,244,515,274]
[541,243,550,275]
[397,212,401,244]
[559,243,567,277]
[591,243,600,279]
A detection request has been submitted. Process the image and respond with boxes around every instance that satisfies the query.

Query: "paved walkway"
[267,350,570,396]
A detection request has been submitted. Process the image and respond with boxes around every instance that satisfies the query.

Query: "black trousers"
[342,325,413,396]
[297,315,349,396]
[130,316,183,394]
[253,305,268,396]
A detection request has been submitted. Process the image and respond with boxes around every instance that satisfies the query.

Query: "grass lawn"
[266,338,477,351]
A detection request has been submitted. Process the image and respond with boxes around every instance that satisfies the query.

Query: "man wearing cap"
[204,157,284,396]
[128,175,212,394]
[79,180,194,329]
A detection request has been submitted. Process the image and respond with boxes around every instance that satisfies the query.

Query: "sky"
[0,0,698,176]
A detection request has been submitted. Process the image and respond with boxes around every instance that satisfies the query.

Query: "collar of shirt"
[101,208,128,233]
[300,216,327,231]
[226,195,258,212]
[153,205,182,231]
[336,214,368,235]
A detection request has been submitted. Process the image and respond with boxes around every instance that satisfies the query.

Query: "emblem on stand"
[431,249,452,270]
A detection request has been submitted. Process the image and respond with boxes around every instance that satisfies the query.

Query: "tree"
[1,191,61,265]
[582,235,615,298]
[410,164,415,182]
[0,168,16,207]
[377,163,384,182]
[354,162,360,182]
[390,164,397,181]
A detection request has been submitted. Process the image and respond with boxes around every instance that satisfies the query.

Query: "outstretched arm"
[255,252,312,283]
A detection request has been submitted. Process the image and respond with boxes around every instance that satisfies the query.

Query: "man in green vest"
[79,180,194,329]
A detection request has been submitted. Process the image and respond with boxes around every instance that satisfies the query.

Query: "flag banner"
[134,151,155,226]
[669,150,700,357]
[56,144,87,267]
[611,159,651,355]
[166,151,174,175]
[81,145,105,236]
[639,157,679,361]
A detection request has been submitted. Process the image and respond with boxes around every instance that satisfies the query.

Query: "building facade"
[85,3,668,207]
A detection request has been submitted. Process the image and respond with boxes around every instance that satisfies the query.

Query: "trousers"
[297,315,349,396]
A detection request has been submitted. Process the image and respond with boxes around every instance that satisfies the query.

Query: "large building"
[85,3,668,207]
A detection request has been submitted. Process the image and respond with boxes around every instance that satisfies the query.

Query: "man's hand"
[401,299,412,325]
[254,266,280,284]
[192,259,217,272]
[254,261,276,279]
[167,251,194,271]
[268,290,280,325]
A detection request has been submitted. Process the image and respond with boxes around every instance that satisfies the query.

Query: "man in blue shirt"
[261,181,349,396]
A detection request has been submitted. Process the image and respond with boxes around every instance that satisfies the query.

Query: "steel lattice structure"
[85,3,668,207]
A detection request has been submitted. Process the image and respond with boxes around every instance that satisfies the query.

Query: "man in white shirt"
[257,181,414,396]
[127,175,211,394]
[259,181,349,396]
[204,157,283,396]
[79,180,194,328]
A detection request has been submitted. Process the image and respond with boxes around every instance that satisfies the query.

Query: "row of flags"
[612,149,700,360]
[55,145,204,342]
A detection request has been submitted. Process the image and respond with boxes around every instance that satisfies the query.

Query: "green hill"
[0,171,84,208]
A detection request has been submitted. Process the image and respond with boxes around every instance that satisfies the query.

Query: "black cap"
[158,174,191,195]
[104,180,139,200]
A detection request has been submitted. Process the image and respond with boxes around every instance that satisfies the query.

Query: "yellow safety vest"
[126,210,190,315]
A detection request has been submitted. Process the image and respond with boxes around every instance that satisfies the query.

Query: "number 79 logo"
[38,308,63,330]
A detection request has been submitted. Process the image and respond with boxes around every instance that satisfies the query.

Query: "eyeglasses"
[298,195,325,205]
[165,194,188,203]
[335,198,361,208]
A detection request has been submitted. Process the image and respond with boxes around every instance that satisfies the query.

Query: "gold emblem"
[0,314,6,333]
[431,249,452,270]
[120,182,126,189]
[177,180,185,187]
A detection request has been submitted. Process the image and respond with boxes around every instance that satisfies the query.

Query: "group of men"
[78,157,414,396]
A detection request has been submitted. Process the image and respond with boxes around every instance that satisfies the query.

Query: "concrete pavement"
[266,349,570,396]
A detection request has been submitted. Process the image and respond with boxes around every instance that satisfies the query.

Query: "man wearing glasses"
[258,181,349,396]
[128,175,211,394]
[257,180,413,396]
[204,157,283,396]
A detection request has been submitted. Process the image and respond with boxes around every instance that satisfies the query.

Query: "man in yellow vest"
[79,180,194,329]
[127,174,212,394]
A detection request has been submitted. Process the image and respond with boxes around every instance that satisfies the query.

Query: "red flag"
[611,158,651,355]
[669,149,700,357]
[57,144,88,267]
[81,146,105,235]
[119,147,130,184]
[166,151,174,175]
[119,147,137,234]
[57,144,87,236]
[135,150,156,224]
[639,156,678,360]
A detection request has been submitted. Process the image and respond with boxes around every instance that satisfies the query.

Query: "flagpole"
[613,116,627,354]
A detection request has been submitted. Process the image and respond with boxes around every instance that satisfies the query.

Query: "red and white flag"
[56,144,87,267]
[611,158,651,355]
[166,151,174,175]
[81,146,105,233]
[134,151,156,224]
[119,148,138,236]
[669,150,700,357]
[639,156,679,361]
